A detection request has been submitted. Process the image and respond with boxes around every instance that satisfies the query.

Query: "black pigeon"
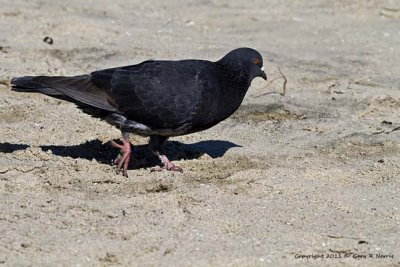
[11,47,267,176]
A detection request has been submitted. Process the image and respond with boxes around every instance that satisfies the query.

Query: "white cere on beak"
[261,66,264,71]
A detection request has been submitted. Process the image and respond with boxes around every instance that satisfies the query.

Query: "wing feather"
[36,75,118,112]
[91,60,217,130]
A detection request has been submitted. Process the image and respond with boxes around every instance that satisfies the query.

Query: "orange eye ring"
[253,58,261,66]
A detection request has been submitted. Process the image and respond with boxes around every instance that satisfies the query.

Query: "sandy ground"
[1,0,400,266]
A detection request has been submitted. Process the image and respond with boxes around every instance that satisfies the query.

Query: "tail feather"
[11,76,62,96]
[11,75,118,113]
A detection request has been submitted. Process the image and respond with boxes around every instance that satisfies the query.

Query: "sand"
[0,0,399,266]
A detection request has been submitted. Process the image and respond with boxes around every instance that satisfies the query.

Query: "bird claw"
[111,139,131,177]
[150,164,183,173]
[167,164,183,172]
[113,165,128,177]
[152,155,183,173]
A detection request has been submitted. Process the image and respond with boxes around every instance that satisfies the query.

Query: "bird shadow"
[0,139,241,170]
[0,142,29,153]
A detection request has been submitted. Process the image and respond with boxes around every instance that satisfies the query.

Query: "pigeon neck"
[216,60,251,89]
[212,59,251,121]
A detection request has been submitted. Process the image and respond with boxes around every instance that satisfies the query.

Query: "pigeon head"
[217,47,267,85]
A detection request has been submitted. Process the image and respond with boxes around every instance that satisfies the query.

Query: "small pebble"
[43,36,53,45]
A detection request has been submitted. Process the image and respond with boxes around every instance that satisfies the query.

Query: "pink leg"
[148,135,182,173]
[111,138,131,177]
[159,155,183,172]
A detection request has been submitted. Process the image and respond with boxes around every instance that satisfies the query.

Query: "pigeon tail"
[11,76,61,96]
[12,75,118,112]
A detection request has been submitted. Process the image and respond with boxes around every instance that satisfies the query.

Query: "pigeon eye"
[253,58,261,66]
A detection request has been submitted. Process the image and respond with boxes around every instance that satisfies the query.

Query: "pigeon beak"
[260,66,267,80]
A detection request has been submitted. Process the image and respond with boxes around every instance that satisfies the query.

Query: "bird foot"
[111,139,131,177]
[151,155,183,173]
